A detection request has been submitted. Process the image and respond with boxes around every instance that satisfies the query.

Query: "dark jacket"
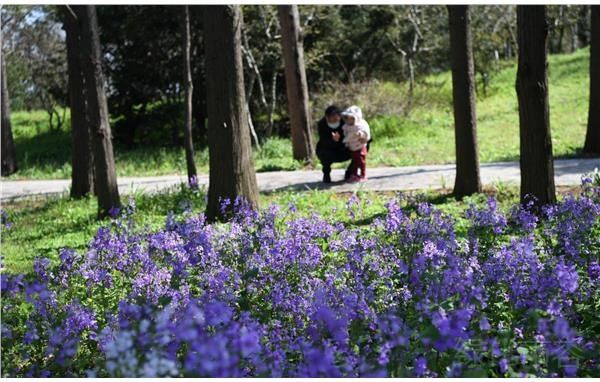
[316,117,346,153]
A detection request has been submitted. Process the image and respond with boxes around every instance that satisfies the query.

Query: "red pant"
[349,146,367,178]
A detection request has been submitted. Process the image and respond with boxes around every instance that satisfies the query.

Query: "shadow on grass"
[14,129,71,173]
[346,212,387,227]
[345,190,458,228]
[256,163,301,173]
[485,147,596,163]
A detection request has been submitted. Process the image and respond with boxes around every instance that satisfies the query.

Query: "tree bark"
[74,5,121,218]
[62,6,95,198]
[584,6,600,155]
[278,5,314,162]
[203,5,259,222]
[182,5,198,185]
[448,5,481,198]
[1,50,18,176]
[577,6,590,48]
[516,5,556,205]
[557,6,565,54]
[266,69,277,137]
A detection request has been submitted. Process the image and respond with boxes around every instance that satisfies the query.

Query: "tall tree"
[74,5,120,218]
[182,5,198,185]
[62,6,94,198]
[516,5,556,205]
[204,5,259,222]
[278,5,314,162]
[583,5,600,155]
[448,5,481,197]
[1,51,18,176]
[2,6,68,131]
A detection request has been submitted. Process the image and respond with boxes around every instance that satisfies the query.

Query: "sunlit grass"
[5,48,590,180]
[1,182,522,274]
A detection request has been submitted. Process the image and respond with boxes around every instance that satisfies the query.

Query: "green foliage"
[2,5,68,128]
[5,48,591,179]
[2,182,597,376]
[4,5,592,150]
[1,184,207,274]
[326,47,589,169]
[254,138,306,172]
[0,184,524,275]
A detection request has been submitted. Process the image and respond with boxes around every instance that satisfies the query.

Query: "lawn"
[363,47,589,167]
[0,180,584,275]
[4,48,590,180]
[0,186,457,274]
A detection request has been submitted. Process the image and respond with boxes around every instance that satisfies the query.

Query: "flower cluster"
[1,182,599,377]
[0,209,11,230]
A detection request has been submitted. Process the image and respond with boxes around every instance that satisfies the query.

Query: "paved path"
[1,158,599,202]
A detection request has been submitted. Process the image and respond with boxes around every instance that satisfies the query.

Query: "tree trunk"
[203,5,259,222]
[182,5,198,185]
[74,5,121,218]
[244,63,261,148]
[192,78,207,146]
[1,51,18,176]
[266,69,277,137]
[584,6,600,155]
[516,5,556,205]
[557,6,565,53]
[407,56,415,100]
[577,6,590,48]
[278,5,314,162]
[570,23,579,52]
[247,106,261,149]
[62,6,95,198]
[448,5,481,198]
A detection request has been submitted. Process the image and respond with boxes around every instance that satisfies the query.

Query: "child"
[341,105,370,182]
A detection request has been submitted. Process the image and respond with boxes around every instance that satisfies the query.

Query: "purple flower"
[466,197,507,235]
[564,364,577,377]
[479,317,491,331]
[189,175,199,189]
[552,317,574,340]
[555,261,579,293]
[1,209,12,229]
[298,345,342,377]
[239,327,261,357]
[499,357,508,374]
[2,181,599,377]
[108,206,121,218]
[414,356,428,377]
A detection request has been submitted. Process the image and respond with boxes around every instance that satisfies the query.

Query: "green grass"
[7,111,306,180]
[0,181,528,275]
[5,48,590,180]
[361,47,589,167]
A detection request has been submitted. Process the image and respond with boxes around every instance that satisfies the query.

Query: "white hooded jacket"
[341,105,371,151]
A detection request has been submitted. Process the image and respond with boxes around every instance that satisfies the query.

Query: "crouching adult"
[316,105,352,183]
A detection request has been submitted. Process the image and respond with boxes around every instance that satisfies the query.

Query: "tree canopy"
[1,5,593,147]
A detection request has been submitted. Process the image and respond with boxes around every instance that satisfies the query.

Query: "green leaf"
[243,267,259,280]
[462,367,489,377]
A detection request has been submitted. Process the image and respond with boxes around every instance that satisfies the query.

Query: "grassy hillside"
[5,48,590,180]
[363,47,589,167]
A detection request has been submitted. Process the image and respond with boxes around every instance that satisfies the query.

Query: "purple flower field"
[1,180,599,377]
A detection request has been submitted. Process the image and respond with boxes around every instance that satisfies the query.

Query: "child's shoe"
[358,176,368,182]
[347,175,361,183]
